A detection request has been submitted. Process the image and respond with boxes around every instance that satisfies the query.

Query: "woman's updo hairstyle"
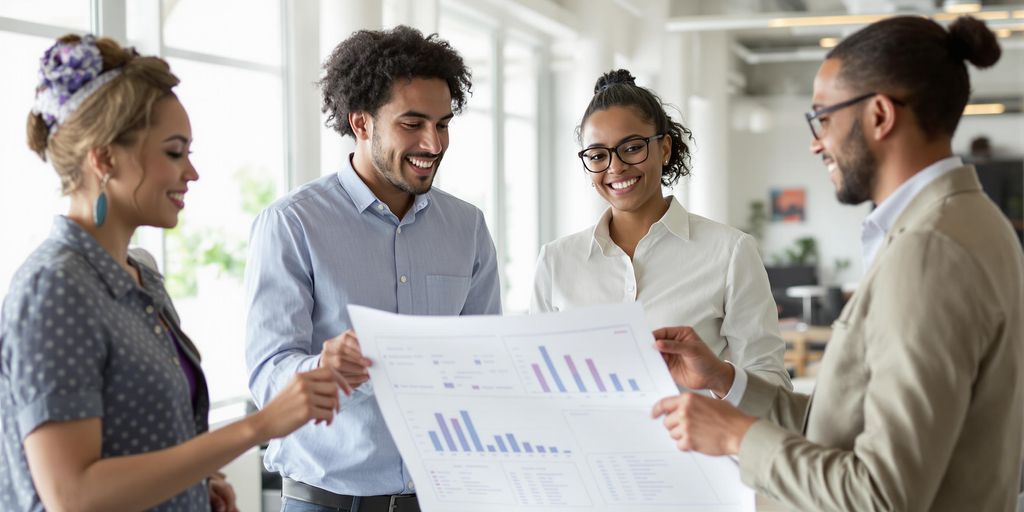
[27,34,180,194]
[577,69,693,187]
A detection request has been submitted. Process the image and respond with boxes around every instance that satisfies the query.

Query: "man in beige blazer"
[650,15,1024,512]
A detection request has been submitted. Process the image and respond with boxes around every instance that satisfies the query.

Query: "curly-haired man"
[244,26,500,512]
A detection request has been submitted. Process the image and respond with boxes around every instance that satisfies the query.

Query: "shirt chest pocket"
[426,274,471,315]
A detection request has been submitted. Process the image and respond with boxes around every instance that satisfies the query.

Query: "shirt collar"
[336,153,432,217]
[587,196,690,259]
[860,155,963,268]
[49,216,137,300]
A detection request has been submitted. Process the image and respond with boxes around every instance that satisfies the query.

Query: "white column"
[554,0,615,237]
[93,0,127,41]
[686,31,731,224]
[318,0,384,180]
[284,0,322,189]
[383,0,439,33]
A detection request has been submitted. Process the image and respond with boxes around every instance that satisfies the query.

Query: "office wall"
[727,95,873,283]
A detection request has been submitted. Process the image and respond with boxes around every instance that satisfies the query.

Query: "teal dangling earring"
[93,174,110,227]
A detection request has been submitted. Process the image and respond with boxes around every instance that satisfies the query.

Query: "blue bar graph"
[610,373,623,392]
[506,434,521,453]
[539,346,567,392]
[451,419,471,451]
[529,346,643,394]
[426,410,568,455]
[460,410,484,451]
[435,413,457,450]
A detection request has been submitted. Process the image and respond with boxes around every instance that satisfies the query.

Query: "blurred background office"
[1,0,1021,509]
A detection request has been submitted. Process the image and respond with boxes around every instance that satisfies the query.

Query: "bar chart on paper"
[506,326,654,395]
[420,408,572,456]
[350,303,756,512]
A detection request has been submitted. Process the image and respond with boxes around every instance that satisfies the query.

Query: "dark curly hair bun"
[948,16,1001,69]
[593,69,637,94]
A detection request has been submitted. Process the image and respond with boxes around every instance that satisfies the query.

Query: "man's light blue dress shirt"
[245,156,501,496]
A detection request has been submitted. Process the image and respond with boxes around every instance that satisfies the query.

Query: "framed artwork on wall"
[771,187,806,222]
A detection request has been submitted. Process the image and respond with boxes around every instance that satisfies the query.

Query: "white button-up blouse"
[531,196,791,390]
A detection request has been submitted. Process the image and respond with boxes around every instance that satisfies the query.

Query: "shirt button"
[400,275,408,284]
[626,284,635,292]
[377,204,385,211]
[154,325,163,335]
[407,480,415,491]
[145,305,154,314]
[397,227,402,235]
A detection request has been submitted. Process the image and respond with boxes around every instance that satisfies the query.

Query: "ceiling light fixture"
[942,1,982,14]
[769,14,890,28]
[933,10,1010,21]
[963,103,1006,116]
[819,37,840,48]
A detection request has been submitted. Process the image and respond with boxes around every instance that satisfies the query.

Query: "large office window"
[437,7,543,313]
[160,0,285,404]
[0,13,85,298]
[0,3,284,407]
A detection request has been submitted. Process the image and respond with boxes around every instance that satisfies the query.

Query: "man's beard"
[370,129,439,196]
[834,119,877,205]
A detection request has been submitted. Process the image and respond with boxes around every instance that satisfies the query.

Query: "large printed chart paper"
[349,302,754,512]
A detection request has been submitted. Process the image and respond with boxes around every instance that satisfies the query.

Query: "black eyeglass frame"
[577,133,667,173]
[804,92,906,140]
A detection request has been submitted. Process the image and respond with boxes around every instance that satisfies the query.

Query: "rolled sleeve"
[244,208,322,407]
[6,269,107,439]
[722,235,791,389]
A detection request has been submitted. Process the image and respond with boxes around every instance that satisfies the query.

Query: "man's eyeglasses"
[804,92,906,140]
[578,134,666,173]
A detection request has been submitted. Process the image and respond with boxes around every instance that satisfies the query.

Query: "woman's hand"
[249,366,352,443]
[208,472,238,512]
[653,326,734,396]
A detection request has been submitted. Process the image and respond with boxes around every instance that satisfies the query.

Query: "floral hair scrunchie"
[31,34,123,134]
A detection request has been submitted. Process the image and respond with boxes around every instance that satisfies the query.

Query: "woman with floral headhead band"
[0,34,353,512]
[532,69,791,401]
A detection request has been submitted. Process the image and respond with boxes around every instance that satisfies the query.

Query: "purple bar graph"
[564,355,587,392]
[628,378,640,391]
[531,363,551,393]
[495,435,508,452]
[538,446,547,453]
[434,413,457,450]
[585,358,607,392]
[524,442,534,453]
[487,445,496,452]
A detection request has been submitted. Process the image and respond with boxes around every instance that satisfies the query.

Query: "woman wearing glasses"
[531,70,790,398]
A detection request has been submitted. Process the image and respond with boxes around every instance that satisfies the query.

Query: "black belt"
[282,478,420,512]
